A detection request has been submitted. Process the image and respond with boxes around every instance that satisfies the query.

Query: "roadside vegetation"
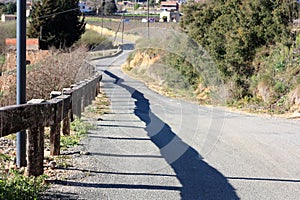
[60,118,95,151]
[123,38,205,101]
[77,29,113,50]
[179,0,300,114]
[0,168,47,200]
[125,0,300,114]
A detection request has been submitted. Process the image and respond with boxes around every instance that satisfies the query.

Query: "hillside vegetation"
[125,0,300,114]
[179,0,300,113]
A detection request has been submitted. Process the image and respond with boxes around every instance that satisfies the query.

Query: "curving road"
[44,45,300,199]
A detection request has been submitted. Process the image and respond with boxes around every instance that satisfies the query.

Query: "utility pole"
[147,0,149,38]
[16,0,27,167]
[122,13,124,44]
[101,0,104,36]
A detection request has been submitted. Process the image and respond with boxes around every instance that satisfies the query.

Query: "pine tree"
[28,0,85,49]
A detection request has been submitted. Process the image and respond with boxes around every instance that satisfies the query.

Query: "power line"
[29,6,81,21]
[36,7,80,20]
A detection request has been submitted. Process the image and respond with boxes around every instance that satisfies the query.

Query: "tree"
[5,2,16,14]
[149,0,155,7]
[28,0,86,49]
[134,3,140,11]
[0,2,16,15]
[103,0,117,15]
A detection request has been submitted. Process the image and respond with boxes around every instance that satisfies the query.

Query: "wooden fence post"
[96,81,100,95]
[50,122,60,156]
[50,99,63,156]
[62,110,71,136]
[27,124,44,176]
[26,99,46,177]
[62,90,72,136]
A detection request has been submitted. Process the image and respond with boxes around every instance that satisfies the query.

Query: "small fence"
[0,73,102,176]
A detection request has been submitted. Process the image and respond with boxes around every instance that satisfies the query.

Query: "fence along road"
[41,44,300,200]
[0,73,102,176]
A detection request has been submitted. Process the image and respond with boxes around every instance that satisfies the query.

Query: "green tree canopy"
[0,2,16,15]
[28,0,86,49]
[180,0,298,98]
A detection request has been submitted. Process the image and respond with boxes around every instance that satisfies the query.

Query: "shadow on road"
[104,70,240,200]
[122,43,135,50]
[42,191,78,200]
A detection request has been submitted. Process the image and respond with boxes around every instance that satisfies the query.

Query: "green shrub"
[60,118,94,150]
[0,55,5,65]
[274,81,286,94]
[134,3,140,10]
[0,169,47,200]
[77,29,113,50]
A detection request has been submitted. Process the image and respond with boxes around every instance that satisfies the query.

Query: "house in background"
[159,10,180,22]
[160,1,178,11]
[1,14,16,22]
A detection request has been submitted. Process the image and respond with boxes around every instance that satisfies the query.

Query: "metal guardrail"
[0,73,102,176]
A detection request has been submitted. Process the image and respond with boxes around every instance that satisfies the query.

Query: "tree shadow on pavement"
[104,70,240,200]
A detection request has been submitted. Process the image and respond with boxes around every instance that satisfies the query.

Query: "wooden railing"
[0,73,102,176]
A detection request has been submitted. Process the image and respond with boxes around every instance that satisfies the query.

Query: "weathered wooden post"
[89,81,94,104]
[86,80,91,106]
[27,124,44,176]
[59,94,72,136]
[70,84,82,118]
[97,74,102,95]
[80,81,86,111]
[49,94,63,156]
[96,81,100,95]
[62,110,71,136]
[26,99,46,176]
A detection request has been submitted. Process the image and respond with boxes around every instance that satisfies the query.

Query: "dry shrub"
[0,73,16,106]
[0,46,93,106]
[256,79,272,103]
[289,85,300,112]
[2,50,51,72]
[26,46,91,100]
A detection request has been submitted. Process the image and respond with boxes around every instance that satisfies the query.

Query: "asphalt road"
[44,46,300,199]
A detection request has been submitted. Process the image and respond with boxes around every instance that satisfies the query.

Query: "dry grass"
[122,50,195,100]
[0,21,16,54]
[87,19,179,33]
